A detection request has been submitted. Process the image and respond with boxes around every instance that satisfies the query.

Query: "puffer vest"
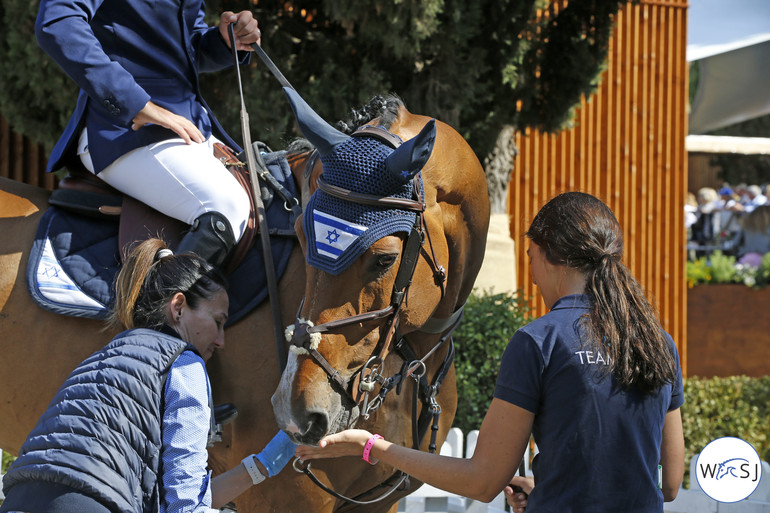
[2,328,197,513]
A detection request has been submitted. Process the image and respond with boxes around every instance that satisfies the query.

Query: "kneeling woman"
[1,238,295,513]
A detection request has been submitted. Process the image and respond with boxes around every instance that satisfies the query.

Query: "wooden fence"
[0,115,54,190]
[508,0,690,372]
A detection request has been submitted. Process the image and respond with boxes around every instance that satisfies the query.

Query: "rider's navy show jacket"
[35,0,244,174]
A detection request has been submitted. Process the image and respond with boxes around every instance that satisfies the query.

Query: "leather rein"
[290,129,465,505]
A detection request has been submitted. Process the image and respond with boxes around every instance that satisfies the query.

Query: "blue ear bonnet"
[304,134,423,275]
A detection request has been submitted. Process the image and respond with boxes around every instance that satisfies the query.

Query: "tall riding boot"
[176,211,236,268]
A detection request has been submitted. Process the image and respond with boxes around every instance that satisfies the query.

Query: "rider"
[35,0,258,267]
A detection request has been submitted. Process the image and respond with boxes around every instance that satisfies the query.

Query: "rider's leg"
[174,210,236,268]
[79,132,250,267]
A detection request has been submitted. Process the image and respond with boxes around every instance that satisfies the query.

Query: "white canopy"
[687,0,770,135]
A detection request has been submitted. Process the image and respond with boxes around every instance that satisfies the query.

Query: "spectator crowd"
[687,182,770,266]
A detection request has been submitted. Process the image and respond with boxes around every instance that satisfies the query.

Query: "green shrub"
[453,290,531,434]
[681,376,770,487]
[687,250,770,289]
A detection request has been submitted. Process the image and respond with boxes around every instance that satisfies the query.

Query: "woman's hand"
[504,475,534,513]
[295,429,374,462]
[219,11,261,51]
[131,101,204,144]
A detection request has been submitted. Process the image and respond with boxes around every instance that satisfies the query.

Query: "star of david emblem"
[42,266,60,279]
[326,229,340,245]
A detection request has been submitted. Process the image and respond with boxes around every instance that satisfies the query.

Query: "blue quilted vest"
[2,328,196,513]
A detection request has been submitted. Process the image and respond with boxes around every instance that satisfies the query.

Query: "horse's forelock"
[336,94,404,134]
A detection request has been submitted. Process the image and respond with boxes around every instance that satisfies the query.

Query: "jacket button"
[215,221,226,232]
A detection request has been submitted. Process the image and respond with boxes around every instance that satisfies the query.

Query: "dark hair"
[526,192,677,393]
[107,238,228,331]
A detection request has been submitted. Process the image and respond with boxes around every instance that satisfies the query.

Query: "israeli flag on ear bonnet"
[282,87,436,275]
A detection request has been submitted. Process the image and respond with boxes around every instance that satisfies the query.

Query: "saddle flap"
[118,196,186,260]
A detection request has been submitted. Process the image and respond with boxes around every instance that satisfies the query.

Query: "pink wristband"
[362,434,384,465]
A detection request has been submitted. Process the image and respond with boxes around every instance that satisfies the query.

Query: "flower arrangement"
[686,251,770,289]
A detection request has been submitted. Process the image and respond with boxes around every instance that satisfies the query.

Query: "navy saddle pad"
[26,151,298,326]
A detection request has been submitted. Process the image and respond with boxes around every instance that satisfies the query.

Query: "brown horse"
[0,97,488,512]
[271,91,490,510]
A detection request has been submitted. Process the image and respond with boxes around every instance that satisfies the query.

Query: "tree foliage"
[1,0,626,162]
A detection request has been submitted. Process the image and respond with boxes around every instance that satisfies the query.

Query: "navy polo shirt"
[495,294,684,512]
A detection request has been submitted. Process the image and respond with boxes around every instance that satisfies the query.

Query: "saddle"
[48,143,260,274]
[28,146,298,323]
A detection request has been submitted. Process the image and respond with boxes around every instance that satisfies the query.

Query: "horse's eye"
[377,254,397,269]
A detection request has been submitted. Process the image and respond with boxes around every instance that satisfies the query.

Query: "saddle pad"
[27,150,298,325]
[27,207,120,319]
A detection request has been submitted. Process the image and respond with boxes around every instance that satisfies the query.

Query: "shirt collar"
[549,293,592,311]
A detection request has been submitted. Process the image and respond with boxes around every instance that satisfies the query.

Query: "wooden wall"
[508,0,690,372]
[0,115,54,190]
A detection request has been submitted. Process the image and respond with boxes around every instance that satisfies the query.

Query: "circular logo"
[696,437,762,503]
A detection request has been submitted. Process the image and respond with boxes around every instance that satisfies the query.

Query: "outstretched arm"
[296,399,535,502]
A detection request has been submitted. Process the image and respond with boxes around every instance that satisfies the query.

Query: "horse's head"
[273,89,489,446]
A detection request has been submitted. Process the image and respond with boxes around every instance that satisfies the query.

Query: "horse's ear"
[385,119,436,183]
[283,87,349,156]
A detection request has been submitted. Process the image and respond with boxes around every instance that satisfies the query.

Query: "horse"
[0,94,489,513]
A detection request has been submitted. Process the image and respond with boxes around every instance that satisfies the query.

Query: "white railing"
[397,430,770,513]
[397,428,530,513]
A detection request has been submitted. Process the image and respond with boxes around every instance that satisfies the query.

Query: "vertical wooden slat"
[0,117,9,180]
[0,114,52,190]
[508,0,689,371]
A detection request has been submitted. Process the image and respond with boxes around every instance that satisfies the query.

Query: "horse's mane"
[286,94,405,154]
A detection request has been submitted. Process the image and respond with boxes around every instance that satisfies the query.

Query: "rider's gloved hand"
[256,430,298,477]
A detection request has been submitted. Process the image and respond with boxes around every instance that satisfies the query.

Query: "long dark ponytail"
[526,192,677,393]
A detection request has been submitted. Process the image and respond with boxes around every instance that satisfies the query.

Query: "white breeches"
[78,129,250,242]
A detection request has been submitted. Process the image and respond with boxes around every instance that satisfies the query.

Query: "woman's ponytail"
[106,238,226,332]
[527,192,677,393]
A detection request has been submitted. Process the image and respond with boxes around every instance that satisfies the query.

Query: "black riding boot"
[176,211,236,268]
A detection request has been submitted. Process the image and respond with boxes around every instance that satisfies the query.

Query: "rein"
[227,26,290,371]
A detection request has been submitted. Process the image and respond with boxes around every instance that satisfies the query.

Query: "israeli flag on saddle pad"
[312,210,368,260]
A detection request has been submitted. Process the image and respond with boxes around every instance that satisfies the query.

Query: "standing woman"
[35,0,259,267]
[1,239,295,513]
[295,192,685,512]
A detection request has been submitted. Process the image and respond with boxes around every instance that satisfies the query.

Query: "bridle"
[289,127,465,505]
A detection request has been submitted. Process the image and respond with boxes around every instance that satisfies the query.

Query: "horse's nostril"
[302,410,329,444]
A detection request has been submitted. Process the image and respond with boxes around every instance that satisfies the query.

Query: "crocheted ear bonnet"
[283,87,436,275]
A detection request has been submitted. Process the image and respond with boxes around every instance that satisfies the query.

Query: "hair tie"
[156,248,174,260]
[599,252,620,265]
